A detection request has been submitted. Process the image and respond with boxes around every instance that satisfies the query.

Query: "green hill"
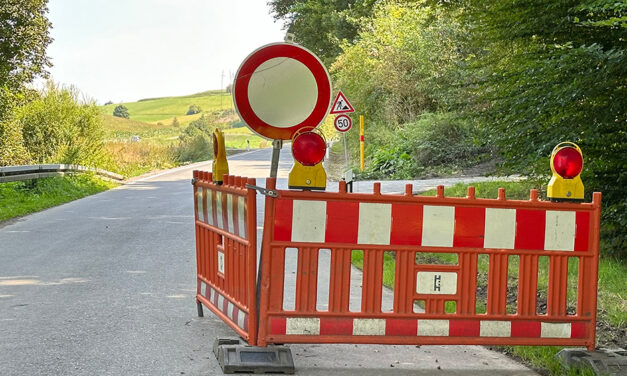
[101,90,234,125]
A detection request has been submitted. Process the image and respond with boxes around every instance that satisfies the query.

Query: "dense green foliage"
[0,0,52,93]
[113,104,130,119]
[0,174,116,222]
[15,83,106,166]
[173,113,216,163]
[276,0,626,258]
[268,0,377,64]
[0,0,52,165]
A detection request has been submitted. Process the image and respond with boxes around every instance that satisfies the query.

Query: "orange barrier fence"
[256,178,601,350]
[193,171,258,344]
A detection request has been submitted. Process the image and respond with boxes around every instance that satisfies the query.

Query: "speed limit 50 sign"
[334,115,352,132]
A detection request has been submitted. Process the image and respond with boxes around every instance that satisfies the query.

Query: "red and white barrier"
[273,200,590,252]
[196,186,248,239]
[269,317,586,339]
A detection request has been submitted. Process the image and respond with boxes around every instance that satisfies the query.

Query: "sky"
[46,0,286,104]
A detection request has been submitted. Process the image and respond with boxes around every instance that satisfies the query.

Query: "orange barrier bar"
[193,171,258,345]
[256,178,601,350]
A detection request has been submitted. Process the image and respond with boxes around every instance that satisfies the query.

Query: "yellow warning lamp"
[547,142,584,201]
[212,129,229,184]
[288,128,327,190]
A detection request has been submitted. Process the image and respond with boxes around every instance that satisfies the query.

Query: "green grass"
[349,179,625,376]
[0,175,117,222]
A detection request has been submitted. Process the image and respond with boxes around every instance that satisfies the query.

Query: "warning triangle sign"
[330,90,355,114]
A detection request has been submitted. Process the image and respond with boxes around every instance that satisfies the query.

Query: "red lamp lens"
[553,147,583,178]
[292,132,326,166]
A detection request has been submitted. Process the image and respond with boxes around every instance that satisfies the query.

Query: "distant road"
[0,148,535,375]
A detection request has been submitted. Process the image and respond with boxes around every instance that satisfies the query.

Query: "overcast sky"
[46,0,285,104]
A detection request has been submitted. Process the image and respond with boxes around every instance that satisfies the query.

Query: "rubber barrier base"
[213,338,295,374]
[556,348,626,376]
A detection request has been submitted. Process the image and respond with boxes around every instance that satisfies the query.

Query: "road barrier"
[0,164,124,183]
[193,171,258,344]
[193,174,601,351]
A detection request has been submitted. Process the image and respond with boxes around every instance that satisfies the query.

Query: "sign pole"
[270,139,283,178]
[343,133,349,169]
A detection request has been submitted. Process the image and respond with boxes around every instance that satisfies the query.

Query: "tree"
[0,0,53,158]
[186,104,202,115]
[268,0,378,64]
[113,105,129,119]
[0,0,52,92]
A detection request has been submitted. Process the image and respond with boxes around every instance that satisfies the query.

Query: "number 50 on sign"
[334,115,352,132]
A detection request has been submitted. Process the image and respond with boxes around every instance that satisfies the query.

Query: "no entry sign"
[334,114,352,132]
[233,43,332,140]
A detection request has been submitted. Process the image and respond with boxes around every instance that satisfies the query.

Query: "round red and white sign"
[233,43,332,140]
[334,114,352,132]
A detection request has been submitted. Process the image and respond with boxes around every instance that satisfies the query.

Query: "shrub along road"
[0,147,535,375]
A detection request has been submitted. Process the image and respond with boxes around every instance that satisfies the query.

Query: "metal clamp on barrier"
[246,184,278,198]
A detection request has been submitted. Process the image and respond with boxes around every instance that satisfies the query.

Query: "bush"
[186,104,202,115]
[362,113,490,179]
[0,88,29,166]
[173,114,217,163]
[15,82,105,166]
[113,105,129,118]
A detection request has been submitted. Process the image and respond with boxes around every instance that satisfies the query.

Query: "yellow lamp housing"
[547,142,584,201]
[288,161,327,190]
[288,128,327,191]
[212,129,229,184]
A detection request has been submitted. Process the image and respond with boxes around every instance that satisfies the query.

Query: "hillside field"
[101,90,237,126]
[99,90,268,177]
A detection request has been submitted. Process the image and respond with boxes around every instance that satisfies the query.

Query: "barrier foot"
[197,300,204,317]
[556,347,626,376]
[213,337,295,374]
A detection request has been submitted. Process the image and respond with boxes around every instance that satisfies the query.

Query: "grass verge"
[0,174,117,223]
[350,179,625,376]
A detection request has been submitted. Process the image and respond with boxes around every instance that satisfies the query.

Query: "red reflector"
[553,147,583,178]
[292,132,326,166]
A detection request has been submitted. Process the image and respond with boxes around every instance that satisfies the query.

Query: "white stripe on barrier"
[206,190,214,226]
[227,194,235,233]
[541,322,571,338]
[416,271,457,295]
[544,211,576,251]
[353,318,386,336]
[237,310,245,329]
[286,318,320,335]
[358,203,391,245]
[292,200,327,242]
[484,208,516,249]
[238,196,246,238]
[421,206,455,247]
[217,294,224,310]
[227,301,234,319]
[480,320,511,337]
[216,193,224,229]
[417,319,449,336]
[196,188,205,222]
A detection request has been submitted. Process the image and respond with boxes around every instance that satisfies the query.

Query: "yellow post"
[359,115,365,171]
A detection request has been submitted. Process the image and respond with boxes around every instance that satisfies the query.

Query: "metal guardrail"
[0,164,124,183]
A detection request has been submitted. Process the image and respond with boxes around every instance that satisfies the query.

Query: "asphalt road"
[0,147,537,375]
